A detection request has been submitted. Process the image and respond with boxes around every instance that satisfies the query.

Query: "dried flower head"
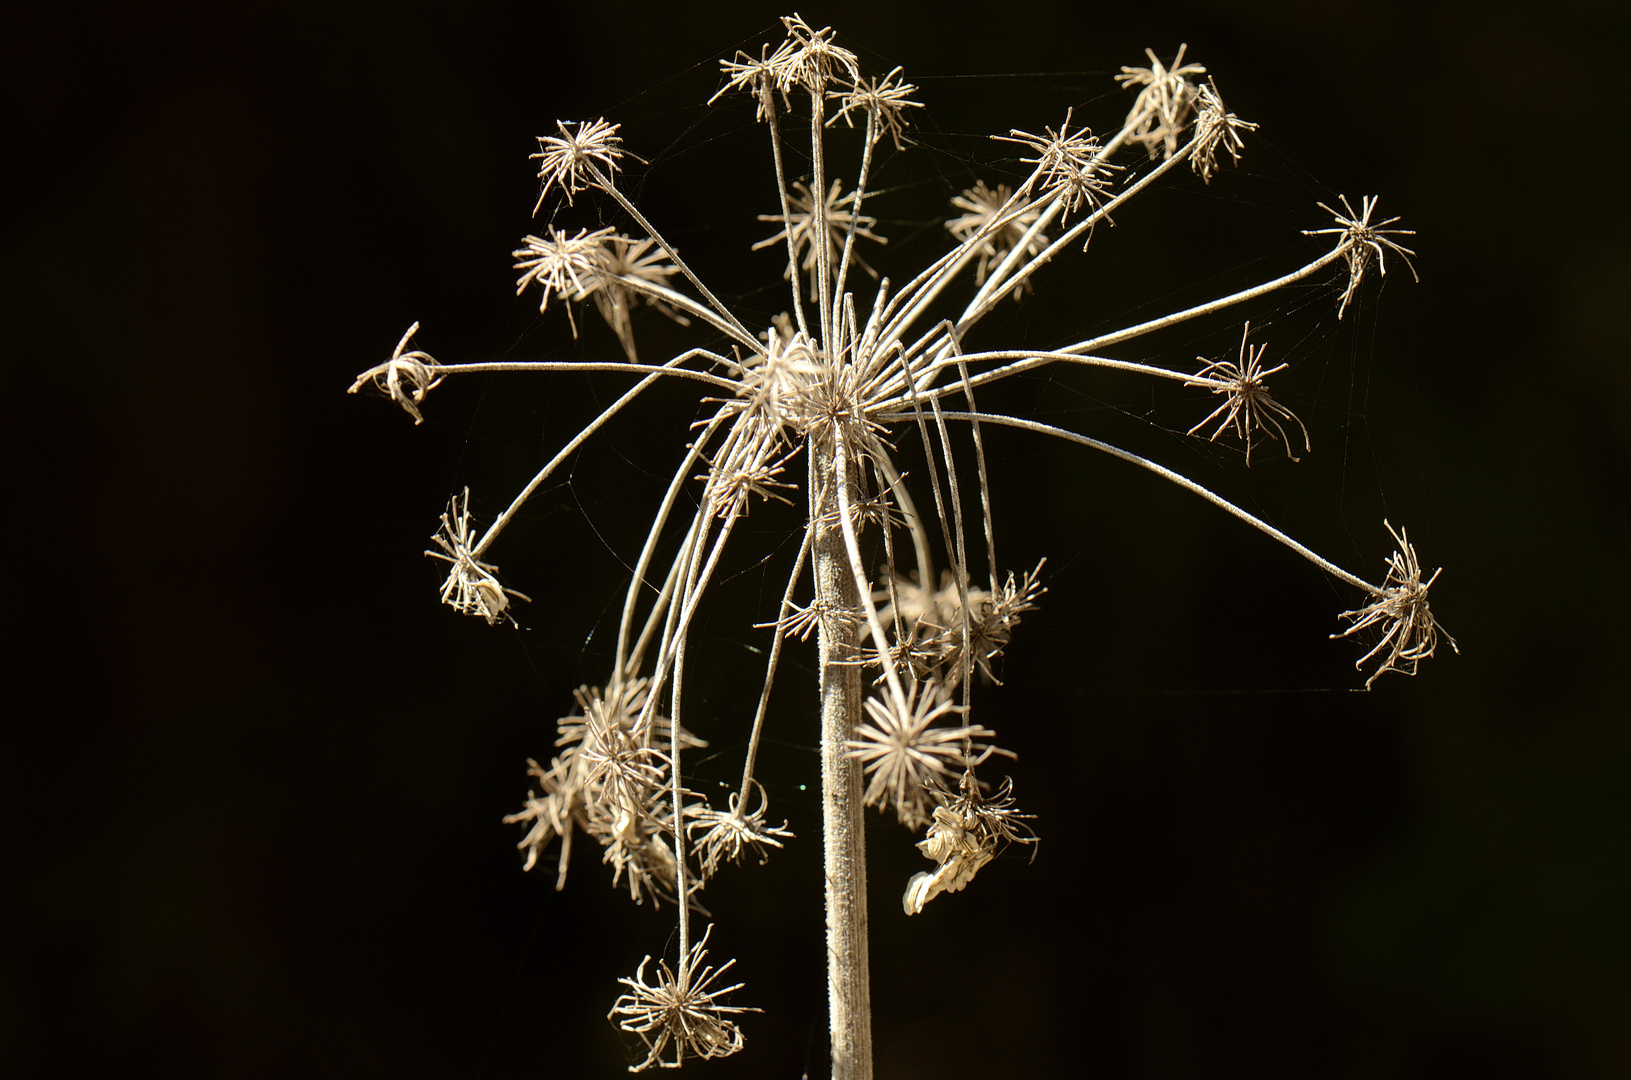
[591,785,681,907]
[1116,44,1207,160]
[828,66,924,150]
[530,118,626,212]
[1190,78,1258,183]
[425,488,529,625]
[698,443,799,519]
[997,109,1119,220]
[513,225,614,315]
[1334,520,1458,690]
[347,322,442,425]
[904,769,1036,915]
[687,781,794,879]
[1186,323,1310,465]
[965,561,1048,683]
[754,178,886,298]
[1303,194,1419,319]
[592,234,691,362]
[608,924,760,1071]
[772,13,860,93]
[846,682,1000,829]
[945,181,1049,302]
[503,756,577,885]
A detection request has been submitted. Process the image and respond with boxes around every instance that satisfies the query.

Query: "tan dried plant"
[352,16,1452,1076]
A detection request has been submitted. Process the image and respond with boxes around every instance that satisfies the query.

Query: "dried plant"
[353,17,1452,1076]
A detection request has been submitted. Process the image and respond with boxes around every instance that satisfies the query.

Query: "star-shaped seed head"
[845,682,1001,829]
[996,109,1121,221]
[1117,44,1208,159]
[1190,78,1258,183]
[425,488,531,625]
[530,118,626,212]
[1333,520,1457,690]
[945,180,1049,301]
[828,66,924,150]
[1185,323,1310,466]
[1303,195,1419,319]
[608,925,760,1071]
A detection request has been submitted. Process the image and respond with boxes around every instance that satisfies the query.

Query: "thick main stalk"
[810,438,873,1080]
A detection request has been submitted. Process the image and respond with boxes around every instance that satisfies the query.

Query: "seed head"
[1117,44,1207,160]
[1185,323,1310,465]
[945,181,1049,302]
[1334,520,1458,690]
[904,769,1036,914]
[1303,194,1419,319]
[846,682,1000,829]
[347,322,442,425]
[425,488,530,625]
[687,781,794,879]
[828,66,924,150]
[608,924,760,1071]
[1190,78,1258,184]
[530,118,626,212]
[513,226,615,314]
[754,178,886,298]
[996,109,1120,221]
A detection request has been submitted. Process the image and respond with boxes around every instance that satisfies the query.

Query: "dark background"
[6,1,1629,1077]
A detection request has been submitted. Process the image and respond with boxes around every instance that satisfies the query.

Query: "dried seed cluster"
[354,15,1450,1072]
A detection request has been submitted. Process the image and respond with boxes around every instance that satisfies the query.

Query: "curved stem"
[912,410,1381,595]
[616,408,731,678]
[474,368,667,558]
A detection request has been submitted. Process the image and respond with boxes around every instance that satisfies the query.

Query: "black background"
[6,1,1630,1077]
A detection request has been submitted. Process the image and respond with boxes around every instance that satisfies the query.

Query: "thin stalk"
[474,369,668,558]
[437,360,738,392]
[762,91,812,339]
[869,446,933,588]
[917,410,1382,595]
[615,409,731,678]
[585,162,758,348]
[1061,247,1348,358]
[832,110,877,306]
[809,87,834,349]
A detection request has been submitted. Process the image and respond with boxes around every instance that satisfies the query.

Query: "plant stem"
[810,438,873,1080]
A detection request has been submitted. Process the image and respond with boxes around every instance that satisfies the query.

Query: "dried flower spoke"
[348,322,443,425]
[1185,323,1310,465]
[609,925,760,1071]
[1334,521,1457,690]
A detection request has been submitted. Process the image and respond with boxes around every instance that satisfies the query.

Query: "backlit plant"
[350,16,1453,1076]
